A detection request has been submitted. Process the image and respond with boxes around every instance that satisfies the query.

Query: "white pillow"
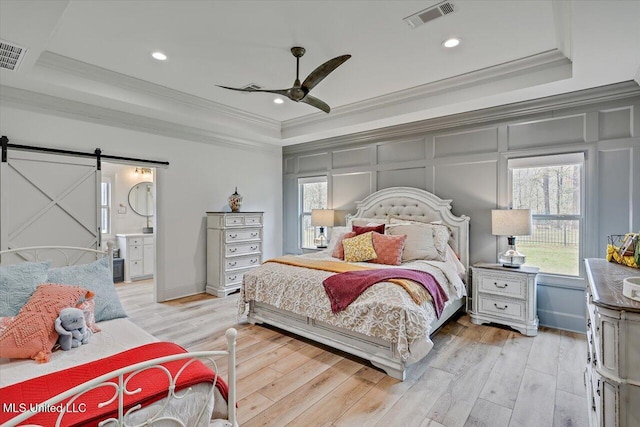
[387,224,440,261]
[348,217,389,227]
[388,217,449,260]
[446,246,466,278]
[326,226,350,254]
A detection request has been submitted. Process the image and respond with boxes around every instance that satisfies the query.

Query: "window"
[509,153,584,276]
[299,176,328,248]
[101,179,112,235]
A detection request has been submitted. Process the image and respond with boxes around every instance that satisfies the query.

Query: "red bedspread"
[323,268,448,317]
[0,342,228,426]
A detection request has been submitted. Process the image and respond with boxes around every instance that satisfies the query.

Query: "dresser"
[206,212,263,297]
[116,233,154,282]
[470,263,539,336]
[584,259,640,427]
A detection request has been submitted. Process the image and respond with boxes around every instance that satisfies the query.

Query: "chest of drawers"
[584,259,640,427]
[206,212,263,297]
[470,263,539,336]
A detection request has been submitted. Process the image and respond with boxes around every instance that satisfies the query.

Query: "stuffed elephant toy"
[55,307,92,351]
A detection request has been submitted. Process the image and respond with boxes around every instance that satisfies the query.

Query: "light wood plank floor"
[117,281,589,427]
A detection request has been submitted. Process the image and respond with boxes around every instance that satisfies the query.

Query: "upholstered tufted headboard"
[345,187,470,280]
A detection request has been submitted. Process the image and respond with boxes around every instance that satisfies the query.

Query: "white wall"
[0,105,283,301]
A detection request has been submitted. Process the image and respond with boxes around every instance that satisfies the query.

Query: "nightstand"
[470,263,539,336]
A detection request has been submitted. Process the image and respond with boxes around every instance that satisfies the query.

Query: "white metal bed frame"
[0,245,238,427]
[247,187,470,381]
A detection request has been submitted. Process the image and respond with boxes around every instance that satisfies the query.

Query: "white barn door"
[0,150,100,252]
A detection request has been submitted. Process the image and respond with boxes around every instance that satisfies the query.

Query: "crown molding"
[283,81,640,155]
[36,51,281,134]
[0,85,282,154]
[282,49,572,137]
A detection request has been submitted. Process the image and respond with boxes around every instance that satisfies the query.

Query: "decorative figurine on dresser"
[206,211,263,297]
[584,259,639,427]
[469,263,539,336]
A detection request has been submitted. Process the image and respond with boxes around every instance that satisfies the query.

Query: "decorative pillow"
[331,232,357,259]
[326,227,350,254]
[47,257,127,322]
[389,217,449,261]
[387,224,441,261]
[0,284,93,363]
[76,296,101,333]
[0,261,50,317]
[352,224,385,236]
[370,233,407,266]
[342,232,378,263]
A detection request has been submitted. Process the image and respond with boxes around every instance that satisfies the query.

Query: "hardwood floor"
[116,281,589,427]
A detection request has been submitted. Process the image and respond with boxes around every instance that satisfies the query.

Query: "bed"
[240,187,470,381]
[0,245,237,427]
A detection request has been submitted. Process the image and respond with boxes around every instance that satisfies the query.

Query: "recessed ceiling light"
[273,98,284,104]
[151,51,167,61]
[443,38,461,48]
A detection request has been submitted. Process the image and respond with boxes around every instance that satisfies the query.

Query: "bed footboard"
[3,329,238,427]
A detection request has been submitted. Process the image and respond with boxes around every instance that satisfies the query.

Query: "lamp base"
[499,249,526,268]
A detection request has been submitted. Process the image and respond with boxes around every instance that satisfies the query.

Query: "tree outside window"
[299,177,327,249]
[510,153,583,276]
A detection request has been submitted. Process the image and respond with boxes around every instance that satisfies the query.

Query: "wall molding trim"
[283,81,640,155]
[0,85,282,154]
[36,51,281,135]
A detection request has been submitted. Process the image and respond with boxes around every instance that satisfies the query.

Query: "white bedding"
[0,318,228,426]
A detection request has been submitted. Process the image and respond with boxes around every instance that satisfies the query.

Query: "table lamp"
[492,209,532,268]
[311,209,335,248]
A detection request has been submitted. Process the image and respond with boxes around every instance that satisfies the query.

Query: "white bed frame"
[0,245,238,427]
[248,187,470,381]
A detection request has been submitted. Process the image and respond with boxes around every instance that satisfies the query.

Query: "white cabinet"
[585,259,640,427]
[470,263,539,336]
[116,233,154,282]
[206,212,263,297]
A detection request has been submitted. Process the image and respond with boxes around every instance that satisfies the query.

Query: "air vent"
[404,1,456,29]
[0,40,27,71]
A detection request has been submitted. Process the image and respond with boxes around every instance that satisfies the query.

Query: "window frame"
[505,151,589,288]
[298,176,328,250]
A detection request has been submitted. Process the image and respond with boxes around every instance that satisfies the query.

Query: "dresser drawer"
[226,242,261,257]
[477,294,526,321]
[129,237,143,246]
[225,255,260,271]
[478,274,526,299]
[225,229,261,243]
[244,215,262,226]
[129,244,143,260]
[224,270,249,286]
[129,260,143,277]
[225,215,244,226]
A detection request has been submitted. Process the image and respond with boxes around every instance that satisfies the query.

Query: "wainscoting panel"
[377,167,427,191]
[331,146,372,169]
[284,157,296,174]
[332,172,373,219]
[434,127,498,158]
[599,107,633,140]
[376,138,426,164]
[507,114,586,149]
[298,152,330,173]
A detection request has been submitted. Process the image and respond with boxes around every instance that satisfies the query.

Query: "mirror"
[128,181,154,216]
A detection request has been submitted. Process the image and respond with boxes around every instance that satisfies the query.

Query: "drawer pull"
[250,259,258,264]
[596,379,601,396]
[229,248,237,253]
[250,246,258,250]
[587,319,591,329]
[229,234,238,238]
[494,282,508,289]
[228,275,237,281]
[250,232,258,237]
[228,261,237,267]
[494,303,508,310]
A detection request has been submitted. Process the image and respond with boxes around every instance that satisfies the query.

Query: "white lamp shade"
[311,209,335,227]
[492,209,532,236]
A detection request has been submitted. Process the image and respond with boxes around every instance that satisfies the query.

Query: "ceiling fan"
[217,47,351,113]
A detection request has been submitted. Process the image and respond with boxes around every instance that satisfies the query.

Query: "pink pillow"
[353,224,385,236]
[370,233,407,265]
[76,296,100,333]
[0,284,93,363]
[332,232,356,259]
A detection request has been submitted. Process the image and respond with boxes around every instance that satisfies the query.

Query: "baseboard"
[537,308,586,333]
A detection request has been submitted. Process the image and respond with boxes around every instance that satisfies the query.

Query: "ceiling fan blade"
[301,95,331,113]
[301,54,351,92]
[217,85,291,97]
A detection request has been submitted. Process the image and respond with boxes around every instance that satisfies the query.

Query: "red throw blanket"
[323,268,448,317]
[0,342,228,426]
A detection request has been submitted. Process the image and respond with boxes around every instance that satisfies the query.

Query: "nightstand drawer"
[225,255,260,271]
[478,274,526,299]
[477,295,526,321]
